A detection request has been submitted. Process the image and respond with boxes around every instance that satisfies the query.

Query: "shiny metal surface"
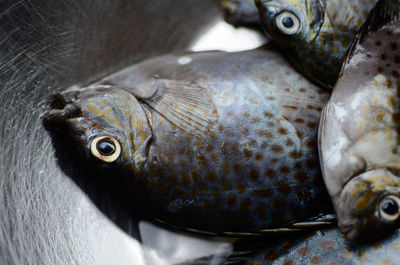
[0,1,266,264]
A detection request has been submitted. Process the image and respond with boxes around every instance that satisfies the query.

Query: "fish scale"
[145,100,321,231]
[256,0,378,89]
[236,227,400,265]
[44,46,334,235]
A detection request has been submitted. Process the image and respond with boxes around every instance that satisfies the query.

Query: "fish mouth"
[255,0,269,6]
[49,93,69,109]
[42,84,120,126]
[42,92,82,126]
[220,0,238,14]
[341,224,351,233]
[340,224,356,240]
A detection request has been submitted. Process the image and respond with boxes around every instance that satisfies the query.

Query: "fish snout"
[43,93,82,126]
[255,0,275,14]
[220,0,239,13]
[340,224,359,241]
[255,0,270,6]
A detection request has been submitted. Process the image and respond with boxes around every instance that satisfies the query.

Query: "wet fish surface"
[319,0,400,241]
[44,46,333,235]
[235,227,400,265]
[256,0,378,89]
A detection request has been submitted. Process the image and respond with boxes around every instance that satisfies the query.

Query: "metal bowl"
[0,1,245,264]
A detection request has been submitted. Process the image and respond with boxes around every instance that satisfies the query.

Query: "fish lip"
[220,0,239,14]
[49,93,69,109]
[43,92,82,125]
[48,89,83,109]
[340,224,358,241]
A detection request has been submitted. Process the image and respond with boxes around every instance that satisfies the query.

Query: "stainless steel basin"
[0,1,243,264]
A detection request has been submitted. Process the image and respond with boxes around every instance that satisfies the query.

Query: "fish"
[220,0,261,27]
[255,0,378,90]
[319,0,400,241]
[44,45,334,236]
[234,227,400,265]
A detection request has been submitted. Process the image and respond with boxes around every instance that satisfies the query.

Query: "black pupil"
[381,198,399,215]
[282,16,294,28]
[97,140,115,155]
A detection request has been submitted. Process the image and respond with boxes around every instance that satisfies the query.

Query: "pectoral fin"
[138,79,219,136]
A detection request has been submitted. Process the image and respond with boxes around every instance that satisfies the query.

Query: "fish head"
[337,169,400,241]
[43,85,152,175]
[256,0,349,89]
[256,0,323,41]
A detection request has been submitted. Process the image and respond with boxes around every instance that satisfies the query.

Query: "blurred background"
[0,1,266,264]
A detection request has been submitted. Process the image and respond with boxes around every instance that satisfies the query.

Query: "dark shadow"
[43,121,144,240]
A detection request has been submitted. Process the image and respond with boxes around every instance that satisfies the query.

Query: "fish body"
[45,46,333,234]
[238,227,400,265]
[319,0,400,241]
[220,0,261,27]
[256,0,378,89]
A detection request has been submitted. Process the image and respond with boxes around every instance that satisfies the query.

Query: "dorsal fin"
[359,0,400,37]
[337,0,400,79]
[138,79,219,136]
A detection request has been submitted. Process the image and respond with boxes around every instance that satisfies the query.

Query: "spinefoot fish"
[44,46,334,236]
[319,0,400,241]
[255,0,378,89]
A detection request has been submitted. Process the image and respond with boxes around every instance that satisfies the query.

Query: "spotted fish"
[255,0,378,89]
[220,0,261,27]
[319,0,400,241]
[234,227,400,265]
[44,46,333,235]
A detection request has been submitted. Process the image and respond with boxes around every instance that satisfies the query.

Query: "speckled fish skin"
[238,227,400,265]
[319,0,400,241]
[44,46,333,234]
[255,0,378,90]
[220,0,261,27]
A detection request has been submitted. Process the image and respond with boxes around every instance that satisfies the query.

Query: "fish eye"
[90,135,121,163]
[379,195,400,222]
[275,11,301,35]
